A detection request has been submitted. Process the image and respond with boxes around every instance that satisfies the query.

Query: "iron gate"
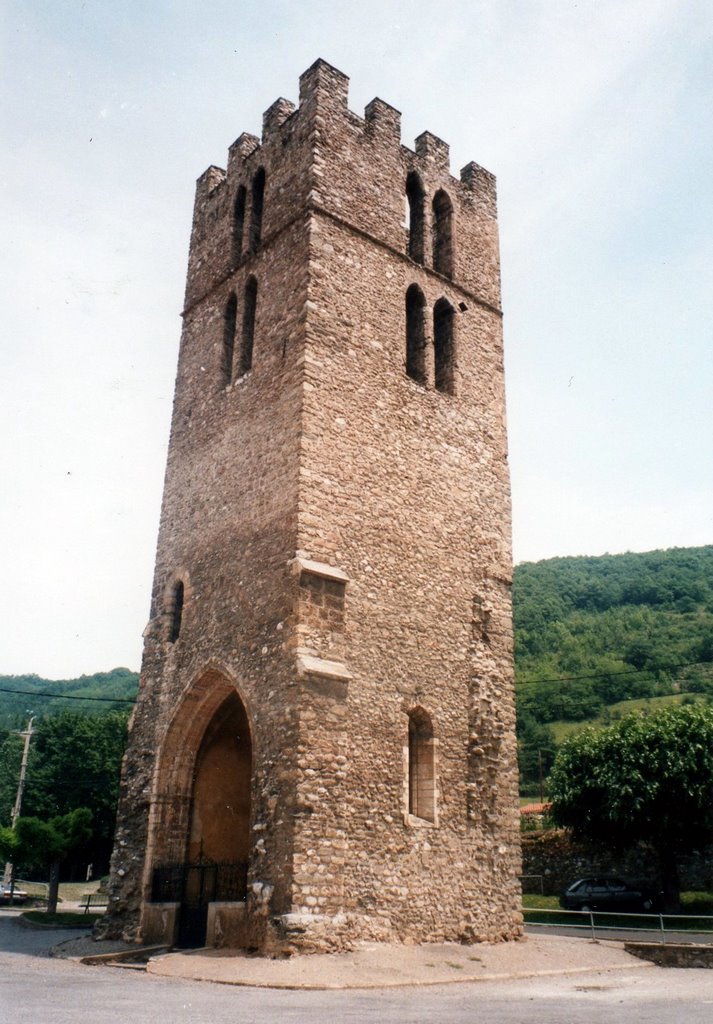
[151,857,248,948]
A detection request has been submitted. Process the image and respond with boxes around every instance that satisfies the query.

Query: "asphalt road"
[526,922,713,944]
[3,913,713,1024]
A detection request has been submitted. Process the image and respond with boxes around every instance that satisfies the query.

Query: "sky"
[1,0,712,679]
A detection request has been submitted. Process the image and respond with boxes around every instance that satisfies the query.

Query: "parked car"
[0,884,29,905]
[560,877,660,913]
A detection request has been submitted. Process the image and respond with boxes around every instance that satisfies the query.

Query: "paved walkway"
[144,934,649,989]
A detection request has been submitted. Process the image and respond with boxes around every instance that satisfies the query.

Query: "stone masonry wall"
[102,59,521,951]
[293,65,519,942]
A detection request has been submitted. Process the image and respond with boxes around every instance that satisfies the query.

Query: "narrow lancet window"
[249,168,266,253]
[223,293,238,385]
[408,709,436,822]
[406,171,425,265]
[232,186,247,265]
[405,284,427,385]
[433,298,455,395]
[240,277,257,375]
[169,580,184,643]
[432,189,454,278]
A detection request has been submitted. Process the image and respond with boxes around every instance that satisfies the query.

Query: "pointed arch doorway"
[149,674,252,947]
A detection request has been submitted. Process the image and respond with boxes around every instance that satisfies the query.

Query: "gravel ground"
[51,932,141,959]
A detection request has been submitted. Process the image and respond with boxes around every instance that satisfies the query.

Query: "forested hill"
[3,545,713,784]
[514,545,713,790]
[0,667,138,729]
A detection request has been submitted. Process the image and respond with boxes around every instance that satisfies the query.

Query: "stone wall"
[522,829,713,895]
[101,59,521,953]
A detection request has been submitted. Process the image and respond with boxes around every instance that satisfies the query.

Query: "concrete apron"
[144,935,652,989]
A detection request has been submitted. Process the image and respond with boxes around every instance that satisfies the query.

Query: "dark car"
[560,876,660,913]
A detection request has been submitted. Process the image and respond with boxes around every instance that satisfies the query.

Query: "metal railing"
[523,906,713,943]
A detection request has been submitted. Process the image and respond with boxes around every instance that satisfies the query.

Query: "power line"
[0,686,136,705]
[517,657,713,688]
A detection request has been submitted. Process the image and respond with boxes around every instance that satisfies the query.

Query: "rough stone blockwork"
[98,59,522,954]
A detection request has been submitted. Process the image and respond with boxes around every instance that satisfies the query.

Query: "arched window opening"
[239,277,257,376]
[249,168,266,253]
[406,171,425,265]
[222,293,238,385]
[408,709,436,822]
[405,284,427,385]
[232,186,247,266]
[432,189,454,278]
[169,580,184,643]
[433,298,455,395]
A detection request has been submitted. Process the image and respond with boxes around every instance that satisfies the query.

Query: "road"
[2,913,713,1024]
[526,921,713,944]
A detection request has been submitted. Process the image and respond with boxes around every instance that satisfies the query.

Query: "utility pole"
[538,749,544,806]
[2,716,34,889]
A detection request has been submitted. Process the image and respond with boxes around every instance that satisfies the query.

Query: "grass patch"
[548,694,708,744]
[681,892,713,915]
[22,910,104,928]
[522,894,559,910]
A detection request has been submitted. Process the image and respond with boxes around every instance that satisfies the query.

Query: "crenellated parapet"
[184,60,500,312]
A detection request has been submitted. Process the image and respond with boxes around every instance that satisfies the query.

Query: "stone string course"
[99,59,522,954]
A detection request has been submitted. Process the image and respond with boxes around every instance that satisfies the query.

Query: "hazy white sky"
[2,0,711,678]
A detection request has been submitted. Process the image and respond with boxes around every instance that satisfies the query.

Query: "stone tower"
[102,60,521,953]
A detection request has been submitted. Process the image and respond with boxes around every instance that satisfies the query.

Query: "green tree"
[22,711,128,873]
[0,807,92,912]
[548,704,713,910]
[516,712,557,795]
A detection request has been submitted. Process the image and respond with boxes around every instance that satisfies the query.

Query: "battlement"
[202,59,491,194]
[186,61,500,313]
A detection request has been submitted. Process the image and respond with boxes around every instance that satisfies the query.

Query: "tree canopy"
[514,545,713,792]
[0,807,93,913]
[548,703,713,908]
[0,711,128,875]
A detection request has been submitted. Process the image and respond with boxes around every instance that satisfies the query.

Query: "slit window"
[432,189,454,278]
[223,293,238,385]
[232,186,246,265]
[405,284,427,385]
[408,709,436,823]
[433,298,455,395]
[406,171,425,265]
[240,277,257,375]
[249,168,266,253]
[169,580,184,643]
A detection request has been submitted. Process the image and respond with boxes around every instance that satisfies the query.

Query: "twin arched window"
[232,187,247,266]
[406,171,425,265]
[432,190,454,278]
[405,285,427,385]
[405,287,455,395]
[223,293,238,385]
[406,174,453,279]
[249,168,265,254]
[222,277,258,385]
[241,277,257,375]
[232,169,266,265]
[433,297,455,394]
